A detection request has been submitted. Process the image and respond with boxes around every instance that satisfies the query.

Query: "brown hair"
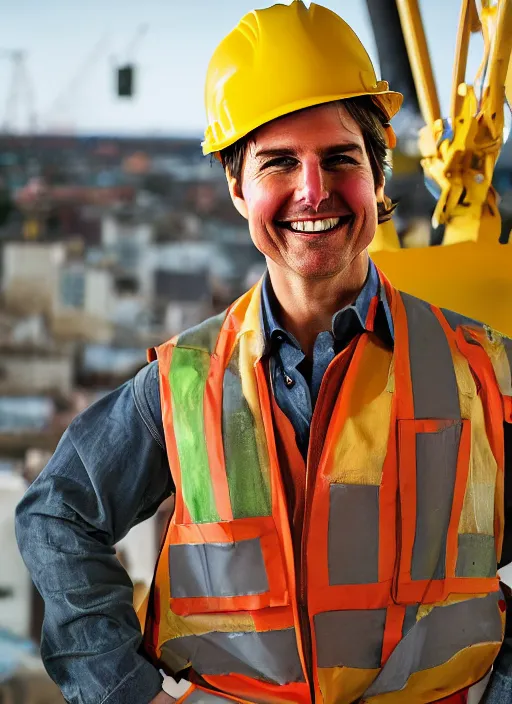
[219,95,397,224]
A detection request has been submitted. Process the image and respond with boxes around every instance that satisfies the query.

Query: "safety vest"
[142,270,512,704]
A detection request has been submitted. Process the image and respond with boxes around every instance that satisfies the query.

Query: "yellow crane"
[370,0,512,335]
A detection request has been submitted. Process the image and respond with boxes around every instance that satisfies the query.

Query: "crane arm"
[410,0,512,245]
[394,0,441,126]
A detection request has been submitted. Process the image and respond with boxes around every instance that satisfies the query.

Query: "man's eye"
[325,154,358,167]
[263,157,296,169]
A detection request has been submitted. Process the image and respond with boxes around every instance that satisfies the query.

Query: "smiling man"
[15,2,512,704]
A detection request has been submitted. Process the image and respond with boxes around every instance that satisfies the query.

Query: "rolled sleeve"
[15,366,173,704]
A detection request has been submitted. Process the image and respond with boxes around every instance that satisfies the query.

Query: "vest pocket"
[167,516,289,614]
[394,418,473,604]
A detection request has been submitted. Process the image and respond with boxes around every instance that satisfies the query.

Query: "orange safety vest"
[142,269,512,704]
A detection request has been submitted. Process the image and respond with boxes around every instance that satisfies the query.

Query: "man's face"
[228,102,382,281]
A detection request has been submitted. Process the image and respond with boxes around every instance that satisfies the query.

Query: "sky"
[0,0,485,138]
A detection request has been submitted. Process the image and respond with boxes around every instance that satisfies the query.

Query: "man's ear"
[226,171,248,220]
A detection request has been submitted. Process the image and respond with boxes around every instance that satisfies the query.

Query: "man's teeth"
[288,217,341,233]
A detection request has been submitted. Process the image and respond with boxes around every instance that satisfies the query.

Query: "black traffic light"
[117,65,135,97]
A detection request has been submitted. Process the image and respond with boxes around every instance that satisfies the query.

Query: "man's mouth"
[276,215,352,234]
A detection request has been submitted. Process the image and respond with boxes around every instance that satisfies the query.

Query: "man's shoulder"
[436,307,512,362]
[172,309,229,354]
[147,310,229,365]
[398,291,482,331]
[400,292,511,351]
[438,306,511,347]
[437,307,486,334]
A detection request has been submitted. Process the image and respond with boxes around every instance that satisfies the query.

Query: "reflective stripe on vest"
[438,307,505,570]
[364,592,503,698]
[169,537,268,599]
[402,293,460,420]
[169,310,228,524]
[328,484,379,585]
[315,609,387,669]
[314,592,502,678]
[222,342,272,518]
[170,308,272,524]
[441,307,512,399]
[395,294,498,603]
[183,689,236,704]
[505,337,512,385]
[160,628,305,685]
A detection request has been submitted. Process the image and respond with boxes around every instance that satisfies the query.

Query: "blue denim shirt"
[15,264,512,704]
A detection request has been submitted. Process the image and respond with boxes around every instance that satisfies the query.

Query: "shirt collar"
[260,259,394,355]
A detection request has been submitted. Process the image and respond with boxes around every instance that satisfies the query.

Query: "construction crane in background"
[43,24,148,131]
[43,34,111,132]
[0,48,37,133]
[1,23,147,134]
[368,0,512,336]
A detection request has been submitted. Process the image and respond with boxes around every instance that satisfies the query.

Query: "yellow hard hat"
[202,0,403,155]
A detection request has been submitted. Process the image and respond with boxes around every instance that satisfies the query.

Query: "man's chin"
[284,256,347,281]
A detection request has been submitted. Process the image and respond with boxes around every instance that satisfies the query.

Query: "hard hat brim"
[202,89,403,156]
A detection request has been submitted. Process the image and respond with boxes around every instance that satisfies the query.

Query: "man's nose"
[296,160,329,211]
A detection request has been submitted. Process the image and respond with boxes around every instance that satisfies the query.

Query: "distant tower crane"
[0,49,37,133]
[44,34,111,132]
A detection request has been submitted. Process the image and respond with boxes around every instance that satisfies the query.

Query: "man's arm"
[15,363,173,704]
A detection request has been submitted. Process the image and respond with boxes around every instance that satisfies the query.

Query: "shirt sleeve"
[15,363,173,704]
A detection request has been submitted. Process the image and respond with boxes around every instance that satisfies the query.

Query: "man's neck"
[266,252,369,358]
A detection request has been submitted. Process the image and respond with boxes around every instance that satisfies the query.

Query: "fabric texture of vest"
[141,269,512,704]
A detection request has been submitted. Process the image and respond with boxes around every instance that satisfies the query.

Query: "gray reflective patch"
[402,605,419,638]
[161,629,304,685]
[365,593,502,697]
[456,534,497,578]
[402,294,460,420]
[222,346,272,519]
[169,538,269,598]
[504,338,512,386]
[185,691,235,704]
[328,484,379,585]
[177,310,228,354]
[159,643,190,674]
[440,309,484,333]
[411,424,461,581]
[315,609,386,668]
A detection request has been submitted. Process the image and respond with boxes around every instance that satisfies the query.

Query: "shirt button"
[284,373,294,388]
